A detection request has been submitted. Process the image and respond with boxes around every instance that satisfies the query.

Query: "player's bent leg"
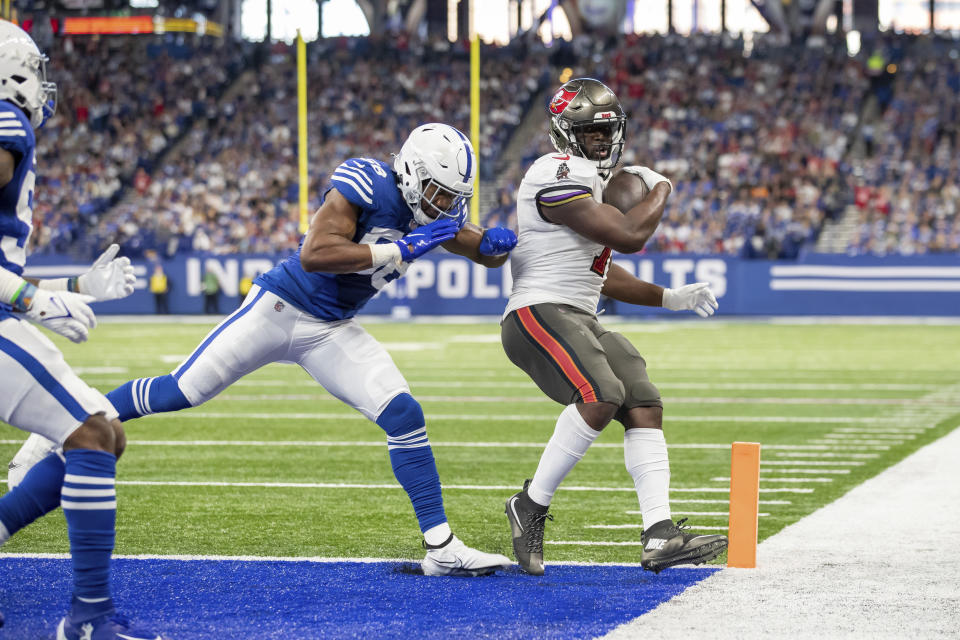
[108,287,292,422]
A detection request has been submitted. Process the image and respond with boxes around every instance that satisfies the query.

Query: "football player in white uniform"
[0,21,163,640]
[502,78,727,575]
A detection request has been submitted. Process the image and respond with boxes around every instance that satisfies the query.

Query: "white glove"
[622,165,673,194]
[77,244,136,301]
[25,288,97,343]
[662,282,718,318]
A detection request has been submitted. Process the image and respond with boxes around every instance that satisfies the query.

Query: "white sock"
[0,521,9,546]
[423,522,452,546]
[624,428,671,529]
[527,404,600,507]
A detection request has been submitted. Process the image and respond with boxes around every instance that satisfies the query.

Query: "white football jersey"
[504,153,610,318]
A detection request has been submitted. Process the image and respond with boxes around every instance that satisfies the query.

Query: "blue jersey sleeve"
[329,158,395,212]
[0,103,35,159]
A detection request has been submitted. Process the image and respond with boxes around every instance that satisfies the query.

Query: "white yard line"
[711,477,835,483]
[120,412,918,424]
[602,424,960,639]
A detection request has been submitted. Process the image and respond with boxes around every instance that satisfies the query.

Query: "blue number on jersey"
[0,102,37,320]
[255,158,417,321]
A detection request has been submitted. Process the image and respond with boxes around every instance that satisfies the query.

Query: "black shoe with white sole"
[505,479,553,576]
[640,517,728,574]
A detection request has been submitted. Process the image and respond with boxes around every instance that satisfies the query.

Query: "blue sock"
[0,453,65,543]
[106,374,191,421]
[376,393,446,533]
[62,449,117,622]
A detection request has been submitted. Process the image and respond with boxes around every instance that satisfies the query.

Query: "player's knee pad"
[376,393,425,437]
[623,379,662,408]
[591,378,626,408]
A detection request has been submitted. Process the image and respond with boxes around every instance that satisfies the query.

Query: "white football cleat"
[421,534,512,577]
[7,433,59,489]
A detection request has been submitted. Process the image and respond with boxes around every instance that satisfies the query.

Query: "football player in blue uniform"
[0,21,163,640]
[11,123,518,576]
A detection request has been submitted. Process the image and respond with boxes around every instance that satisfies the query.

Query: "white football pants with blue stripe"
[119,284,411,421]
[0,317,117,454]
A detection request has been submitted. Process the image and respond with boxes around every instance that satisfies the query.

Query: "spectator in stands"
[203,270,219,315]
[150,263,170,314]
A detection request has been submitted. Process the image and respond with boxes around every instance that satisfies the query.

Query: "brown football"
[603,169,649,213]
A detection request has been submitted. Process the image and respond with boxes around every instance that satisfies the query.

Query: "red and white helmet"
[0,20,56,128]
[394,123,475,227]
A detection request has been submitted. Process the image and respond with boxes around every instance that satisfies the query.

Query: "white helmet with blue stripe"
[0,20,56,128]
[394,123,475,227]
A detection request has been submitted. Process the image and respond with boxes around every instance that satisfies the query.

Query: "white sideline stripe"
[819,433,913,440]
[808,439,905,446]
[762,460,864,466]
[770,279,960,292]
[770,265,960,278]
[761,468,850,475]
[712,477,834,483]
[772,452,879,458]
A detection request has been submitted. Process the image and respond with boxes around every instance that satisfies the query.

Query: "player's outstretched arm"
[546,180,671,254]
[601,264,718,317]
[300,189,378,274]
[442,222,517,268]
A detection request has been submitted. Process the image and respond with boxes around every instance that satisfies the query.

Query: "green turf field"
[2,319,958,565]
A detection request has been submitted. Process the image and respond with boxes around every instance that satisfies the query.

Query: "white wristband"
[0,267,28,305]
[40,277,72,292]
[369,242,402,268]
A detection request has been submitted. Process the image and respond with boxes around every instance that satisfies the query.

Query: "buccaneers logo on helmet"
[549,86,579,115]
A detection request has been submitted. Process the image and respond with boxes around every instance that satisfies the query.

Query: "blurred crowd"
[845,37,960,255]
[33,36,546,258]
[21,31,960,260]
[30,35,249,259]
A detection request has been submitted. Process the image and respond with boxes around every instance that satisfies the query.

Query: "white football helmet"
[0,20,56,128]
[394,123,475,226]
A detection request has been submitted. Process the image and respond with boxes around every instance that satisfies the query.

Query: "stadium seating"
[25,32,960,258]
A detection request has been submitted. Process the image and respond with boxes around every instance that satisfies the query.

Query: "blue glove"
[395,218,460,262]
[478,227,518,256]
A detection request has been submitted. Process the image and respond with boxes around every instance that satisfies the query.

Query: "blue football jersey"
[0,102,37,320]
[256,158,425,321]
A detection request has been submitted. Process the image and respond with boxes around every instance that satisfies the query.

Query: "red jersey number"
[590,247,612,276]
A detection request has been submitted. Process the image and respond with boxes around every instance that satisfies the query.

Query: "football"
[603,169,649,213]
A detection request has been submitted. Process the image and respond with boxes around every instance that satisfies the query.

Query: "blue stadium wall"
[24,253,960,316]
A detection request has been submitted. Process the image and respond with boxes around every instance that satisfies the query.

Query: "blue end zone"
[0,558,717,639]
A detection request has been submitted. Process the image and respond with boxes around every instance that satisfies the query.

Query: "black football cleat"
[505,479,553,576]
[641,517,728,574]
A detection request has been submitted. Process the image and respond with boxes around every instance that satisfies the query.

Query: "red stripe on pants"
[516,307,598,403]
